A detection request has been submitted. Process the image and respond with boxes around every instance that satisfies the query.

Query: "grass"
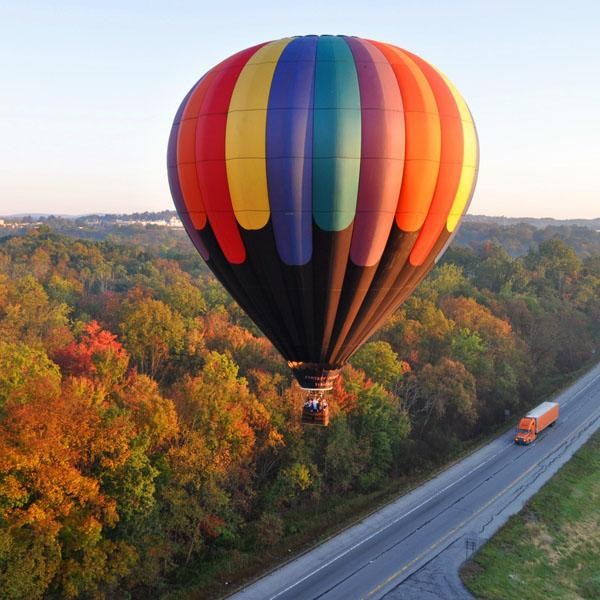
[461,429,600,600]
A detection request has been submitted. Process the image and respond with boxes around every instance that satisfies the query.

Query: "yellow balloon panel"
[435,71,478,232]
[226,39,292,230]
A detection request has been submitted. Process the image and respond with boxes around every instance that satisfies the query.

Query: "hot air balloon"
[167,35,478,425]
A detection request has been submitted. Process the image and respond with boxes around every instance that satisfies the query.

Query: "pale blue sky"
[1,1,599,218]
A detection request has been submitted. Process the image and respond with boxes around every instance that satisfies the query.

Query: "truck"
[514,401,559,445]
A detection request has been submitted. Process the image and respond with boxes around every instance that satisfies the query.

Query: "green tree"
[351,341,408,389]
[350,382,411,487]
[158,352,281,569]
[417,263,472,302]
[0,341,60,410]
[526,238,582,294]
[153,259,207,318]
[413,358,478,441]
[120,298,185,379]
[0,275,71,352]
[473,243,526,293]
[450,327,487,373]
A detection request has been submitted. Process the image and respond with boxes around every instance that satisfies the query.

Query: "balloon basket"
[301,390,330,427]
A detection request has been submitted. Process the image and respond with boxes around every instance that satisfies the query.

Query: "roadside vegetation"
[462,429,600,600]
[0,222,599,598]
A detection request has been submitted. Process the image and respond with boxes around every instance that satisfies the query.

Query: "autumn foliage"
[0,227,599,597]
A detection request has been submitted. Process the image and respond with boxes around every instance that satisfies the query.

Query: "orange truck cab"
[514,401,559,445]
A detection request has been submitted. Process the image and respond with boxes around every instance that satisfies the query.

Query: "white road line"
[560,371,600,408]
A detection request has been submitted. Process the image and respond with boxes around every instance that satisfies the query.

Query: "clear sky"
[1,0,599,218]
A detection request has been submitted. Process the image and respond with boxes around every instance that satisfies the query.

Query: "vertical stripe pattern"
[312,36,362,232]
[168,35,479,383]
[344,37,404,267]
[266,36,318,265]
[226,39,293,230]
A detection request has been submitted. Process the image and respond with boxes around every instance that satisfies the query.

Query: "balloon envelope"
[168,35,478,389]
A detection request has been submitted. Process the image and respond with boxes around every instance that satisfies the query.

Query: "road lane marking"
[561,371,600,408]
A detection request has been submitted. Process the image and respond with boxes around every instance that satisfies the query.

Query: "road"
[230,362,600,600]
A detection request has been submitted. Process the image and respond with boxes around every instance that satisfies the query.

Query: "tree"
[46,274,83,307]
[53,321,129,389]
[525,238,582,294]
[416,263,472,302]
[153,259,207,318]
[450,328,487,371]
[0,379,138,598]
[0,275,71,352]
[323,414,362,493]
[441,296,526,414]
[414,358,478,440]
[401,297,454,365]
[0,341,60,410]
[115,374,179,451]
[350,341,409,390]
[350,382,411,487]
[120,298,185,379]
[159,352,281,567]
[473,243,525,293]
[326,368,411,489]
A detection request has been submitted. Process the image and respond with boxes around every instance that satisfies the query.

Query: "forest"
[0,223,599,598]
[3,213,600,258]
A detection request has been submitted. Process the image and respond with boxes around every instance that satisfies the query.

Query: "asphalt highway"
[231,362,600,600]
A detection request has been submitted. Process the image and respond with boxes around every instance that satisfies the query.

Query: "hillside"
[464,214,600,230]
[2,213,600,258]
